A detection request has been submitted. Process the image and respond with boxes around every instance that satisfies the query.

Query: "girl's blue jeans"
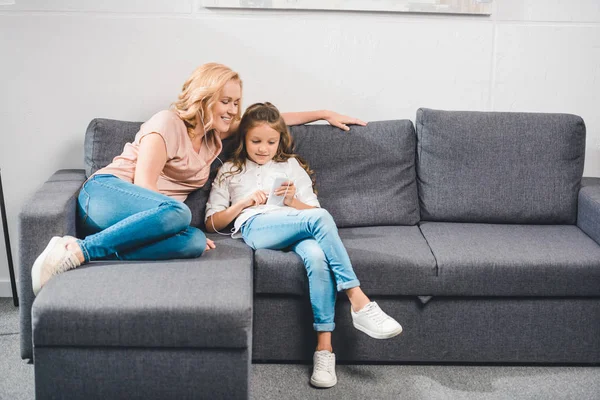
[76,174,207,262]
[240,208,360,332]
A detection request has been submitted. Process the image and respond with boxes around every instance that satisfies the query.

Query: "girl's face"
[211,80,241,134]
[245,123,280,165]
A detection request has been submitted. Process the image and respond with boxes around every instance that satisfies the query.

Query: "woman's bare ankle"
[66,242,85,264]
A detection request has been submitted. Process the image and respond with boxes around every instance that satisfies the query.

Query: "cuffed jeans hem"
[313,322,335,332]
[337,279,360,292]
[77,239,90,263]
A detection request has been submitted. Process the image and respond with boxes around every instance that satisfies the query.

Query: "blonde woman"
[31,63,366,296]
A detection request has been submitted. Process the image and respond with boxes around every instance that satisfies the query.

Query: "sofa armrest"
[581,177,600,187]
[18,169,86,360]
[577,180,600,246]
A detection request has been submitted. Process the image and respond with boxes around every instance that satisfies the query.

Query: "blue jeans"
[240,208,360,332]
[76,174,207,262]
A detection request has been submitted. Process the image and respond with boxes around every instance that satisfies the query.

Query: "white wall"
[1,0,599,296]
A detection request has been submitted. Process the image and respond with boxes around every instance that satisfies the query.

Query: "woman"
[31,62,366,296]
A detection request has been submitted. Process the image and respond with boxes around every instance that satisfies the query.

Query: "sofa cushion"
[32,236,252,349]
[290,120,420,228]
[419,222,600,296]
[84,118,142,178]
[416,108,586,224]
[254,226,437,296]
[578,185,600,246]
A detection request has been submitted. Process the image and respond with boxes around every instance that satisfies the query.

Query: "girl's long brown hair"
[223,102,316,190]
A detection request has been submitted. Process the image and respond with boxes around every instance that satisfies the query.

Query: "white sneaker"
[351,301,403,339]
[310,350,337,388]
[32,236,82,296]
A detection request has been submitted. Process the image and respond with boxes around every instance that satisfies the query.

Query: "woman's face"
[245,123,281,165]
[211,80,241,134]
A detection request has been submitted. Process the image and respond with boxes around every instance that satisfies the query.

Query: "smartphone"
[266,176,289,206]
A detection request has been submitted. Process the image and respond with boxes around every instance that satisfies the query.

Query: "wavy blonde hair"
[171,63,243,139]
[223,102,316,191]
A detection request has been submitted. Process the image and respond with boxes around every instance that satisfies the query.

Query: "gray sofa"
[18,108,600,399]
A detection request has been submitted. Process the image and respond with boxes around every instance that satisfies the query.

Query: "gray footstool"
[31,236,252,400]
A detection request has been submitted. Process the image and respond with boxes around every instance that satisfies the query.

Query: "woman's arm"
[282,110,367,131]
[134,133,168,192]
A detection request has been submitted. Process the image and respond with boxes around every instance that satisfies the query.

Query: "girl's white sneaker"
[310,350,337,388]
[351,301,403,339]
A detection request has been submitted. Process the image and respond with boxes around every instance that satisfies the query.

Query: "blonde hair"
[224,102,316,191]
[171,63,243,139]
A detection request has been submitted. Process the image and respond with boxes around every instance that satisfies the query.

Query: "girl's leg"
[241,208,360,292]
[316,332,333,352]
[292,239,337,333]
[76,175,202,262]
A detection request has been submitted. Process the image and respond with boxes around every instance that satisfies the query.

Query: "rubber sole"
[352,322,403,340]
[31,236,61,296]
[310,376,337,388]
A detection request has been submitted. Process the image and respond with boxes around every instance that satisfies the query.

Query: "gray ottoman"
[31,236,253,400]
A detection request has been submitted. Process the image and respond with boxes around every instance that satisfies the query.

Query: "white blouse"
[205,157,320,237]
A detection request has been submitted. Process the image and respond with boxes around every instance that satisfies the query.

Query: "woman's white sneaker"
[351,301,403,339]
[310,350,337,388]
[31,236,81,296]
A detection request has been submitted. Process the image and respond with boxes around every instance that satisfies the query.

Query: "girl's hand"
[275,181,296,206]
[244,190,268,208]
[323,111,367,132]
[205,238,216,252]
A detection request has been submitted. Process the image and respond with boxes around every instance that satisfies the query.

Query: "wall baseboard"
[0,279,18,298]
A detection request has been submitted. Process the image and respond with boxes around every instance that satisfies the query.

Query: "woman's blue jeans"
[76,174,207,262]
[240,208,360,332]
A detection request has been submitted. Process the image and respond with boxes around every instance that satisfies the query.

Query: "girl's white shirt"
[205,157,320,238]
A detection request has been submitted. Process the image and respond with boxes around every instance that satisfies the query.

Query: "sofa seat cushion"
[32,236,252,349]
[254,226,437,296]
[420,222,600,296]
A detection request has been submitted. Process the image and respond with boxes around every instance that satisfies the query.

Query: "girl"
[31,63,366,296]
[205,102,402,389]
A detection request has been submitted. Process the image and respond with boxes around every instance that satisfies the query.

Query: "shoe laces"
[363,303,390,326]
[51,251,80,276]
[314,352,334,372]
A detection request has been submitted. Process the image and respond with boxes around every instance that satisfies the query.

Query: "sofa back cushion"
[84,118,419,230]
[416,108,586,224]
[290,120,419,227]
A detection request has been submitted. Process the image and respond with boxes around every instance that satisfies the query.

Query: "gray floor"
[2,298,599,400]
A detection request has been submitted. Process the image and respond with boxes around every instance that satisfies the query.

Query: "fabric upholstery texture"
[578,185,600,246]
[32,236,252,349]
[34,347,249,400]
[18,169,86,360]
[253,296,600,363]
[84,118,142,178]
[254,226,437,296]
[416,108,586,224]
[419,222,600,296]
[290,120,420,227]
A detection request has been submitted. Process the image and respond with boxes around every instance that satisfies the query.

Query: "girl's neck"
[246,157,274,166]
